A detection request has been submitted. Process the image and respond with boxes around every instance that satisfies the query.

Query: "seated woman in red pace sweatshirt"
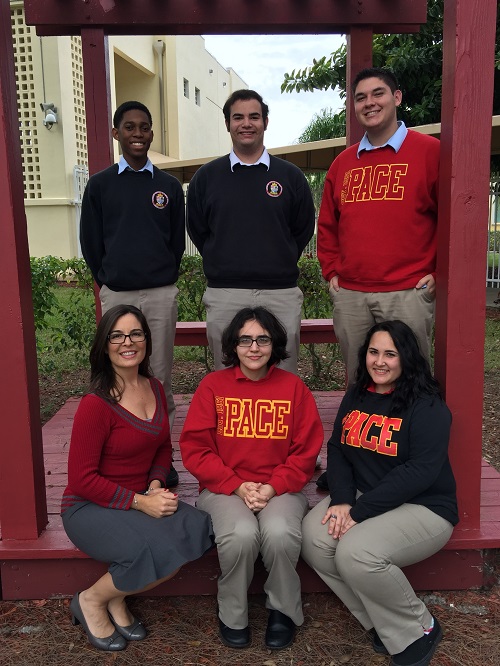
[180,306,323,651]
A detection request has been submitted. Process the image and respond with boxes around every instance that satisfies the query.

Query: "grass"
[485,317,500,370]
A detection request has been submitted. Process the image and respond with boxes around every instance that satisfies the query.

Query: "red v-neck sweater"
[61,378,171,512]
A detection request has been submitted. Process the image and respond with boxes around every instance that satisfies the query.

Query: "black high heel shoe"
[70,592,127,651]
[109,613,147,641]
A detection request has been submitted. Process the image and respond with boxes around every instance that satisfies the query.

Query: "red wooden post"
[346,27,373,147]
[81,28,113,176]
[435,0,498,528]
[0,0,47,539]
[81,28,114,320]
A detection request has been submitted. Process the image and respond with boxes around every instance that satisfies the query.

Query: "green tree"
[297,108,344,207]
[283,0,500,132]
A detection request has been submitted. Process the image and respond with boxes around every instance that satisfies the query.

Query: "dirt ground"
[2,309,499,665]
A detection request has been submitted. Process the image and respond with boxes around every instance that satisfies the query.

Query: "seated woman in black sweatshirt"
[302,320,458,666]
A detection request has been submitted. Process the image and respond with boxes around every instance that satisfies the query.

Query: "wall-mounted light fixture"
[40,102,58,129]
[209,68,214,74]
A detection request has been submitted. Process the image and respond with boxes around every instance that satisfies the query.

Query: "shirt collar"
[117,155,154,177]
[234,362,277,381]
[229,148,270,171]
[366,381,395,395]
[357,121,408,158]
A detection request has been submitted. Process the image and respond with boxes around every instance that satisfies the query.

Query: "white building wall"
[172,36,246,159]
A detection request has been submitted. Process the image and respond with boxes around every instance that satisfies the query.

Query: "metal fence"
[73,165,89,259]
[488,181,500,289]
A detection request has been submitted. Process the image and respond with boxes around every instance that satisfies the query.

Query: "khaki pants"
[331,287,435,384]
[301,497,453,655]
[100,284,178,428]
[197,489,309,629]
[202,286,303,374]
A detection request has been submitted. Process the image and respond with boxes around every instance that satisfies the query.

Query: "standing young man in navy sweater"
[80,101,185,485]
[187,89,315,374]
[318,68,439,384]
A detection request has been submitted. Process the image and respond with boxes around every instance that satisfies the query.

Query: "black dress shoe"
[265,610,296,650]
[165,464,179,488]
[218,618,251,648]
[70,593,127,651]
[391,617,442,666]
[110,613,147,641]
[369,628,389,655]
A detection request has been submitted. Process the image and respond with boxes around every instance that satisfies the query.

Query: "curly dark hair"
[354,320,441,416]
[113,101,152,128]
[89,304,153,404]
[221,307,289,369]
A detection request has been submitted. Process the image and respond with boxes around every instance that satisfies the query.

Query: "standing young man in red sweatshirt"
[318,68,439,383]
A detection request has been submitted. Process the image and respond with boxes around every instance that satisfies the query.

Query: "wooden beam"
[81,28,113,177]
[24,0,427,36]
[0,0,47,539]
[435,0,498,528]
[174,319,338,347]
[346,27,373,147]
[81,28,114,321]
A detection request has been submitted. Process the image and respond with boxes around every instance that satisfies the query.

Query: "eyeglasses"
[108,330,147,344]
[236,335,272,347]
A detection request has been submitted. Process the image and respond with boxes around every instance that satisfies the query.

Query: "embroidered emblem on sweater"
[266,180,283,197]
[152,191,169,208]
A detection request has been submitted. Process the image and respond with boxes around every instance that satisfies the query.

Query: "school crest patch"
[152,191,169,209]
[266,180,283,198]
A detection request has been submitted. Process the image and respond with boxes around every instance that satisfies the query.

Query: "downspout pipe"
[153,39,166,155]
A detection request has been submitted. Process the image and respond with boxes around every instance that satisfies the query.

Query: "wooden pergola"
[1,0,499,596]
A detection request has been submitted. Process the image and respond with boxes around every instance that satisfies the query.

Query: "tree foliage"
[283,0,500,132]
[298,107,345,143]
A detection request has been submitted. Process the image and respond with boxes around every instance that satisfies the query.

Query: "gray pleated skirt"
[62,500,214,592]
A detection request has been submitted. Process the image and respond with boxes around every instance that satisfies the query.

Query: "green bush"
[177,254,211,369]
[30,255,63,329]
[30,256,95,373]
[177,254,206,321]
[297,256,340,383]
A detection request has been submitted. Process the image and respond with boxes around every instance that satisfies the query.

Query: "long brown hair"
[88,304,153,403]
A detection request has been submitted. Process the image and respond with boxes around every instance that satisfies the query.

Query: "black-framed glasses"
[108,330,147,344]
[236,335,272,347]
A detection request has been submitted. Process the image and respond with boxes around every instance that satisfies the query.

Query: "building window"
[183,78,189,99]
[195,87,201,106]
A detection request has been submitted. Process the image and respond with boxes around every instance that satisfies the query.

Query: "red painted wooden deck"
[1,391,500,600]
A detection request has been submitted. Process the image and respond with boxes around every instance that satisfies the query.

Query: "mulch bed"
[1,563,500,665]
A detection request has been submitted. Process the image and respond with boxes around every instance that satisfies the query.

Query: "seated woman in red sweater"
[61,304,213,652]
[180,307,323,651]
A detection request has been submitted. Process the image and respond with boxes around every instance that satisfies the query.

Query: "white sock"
[423,617,435,635]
